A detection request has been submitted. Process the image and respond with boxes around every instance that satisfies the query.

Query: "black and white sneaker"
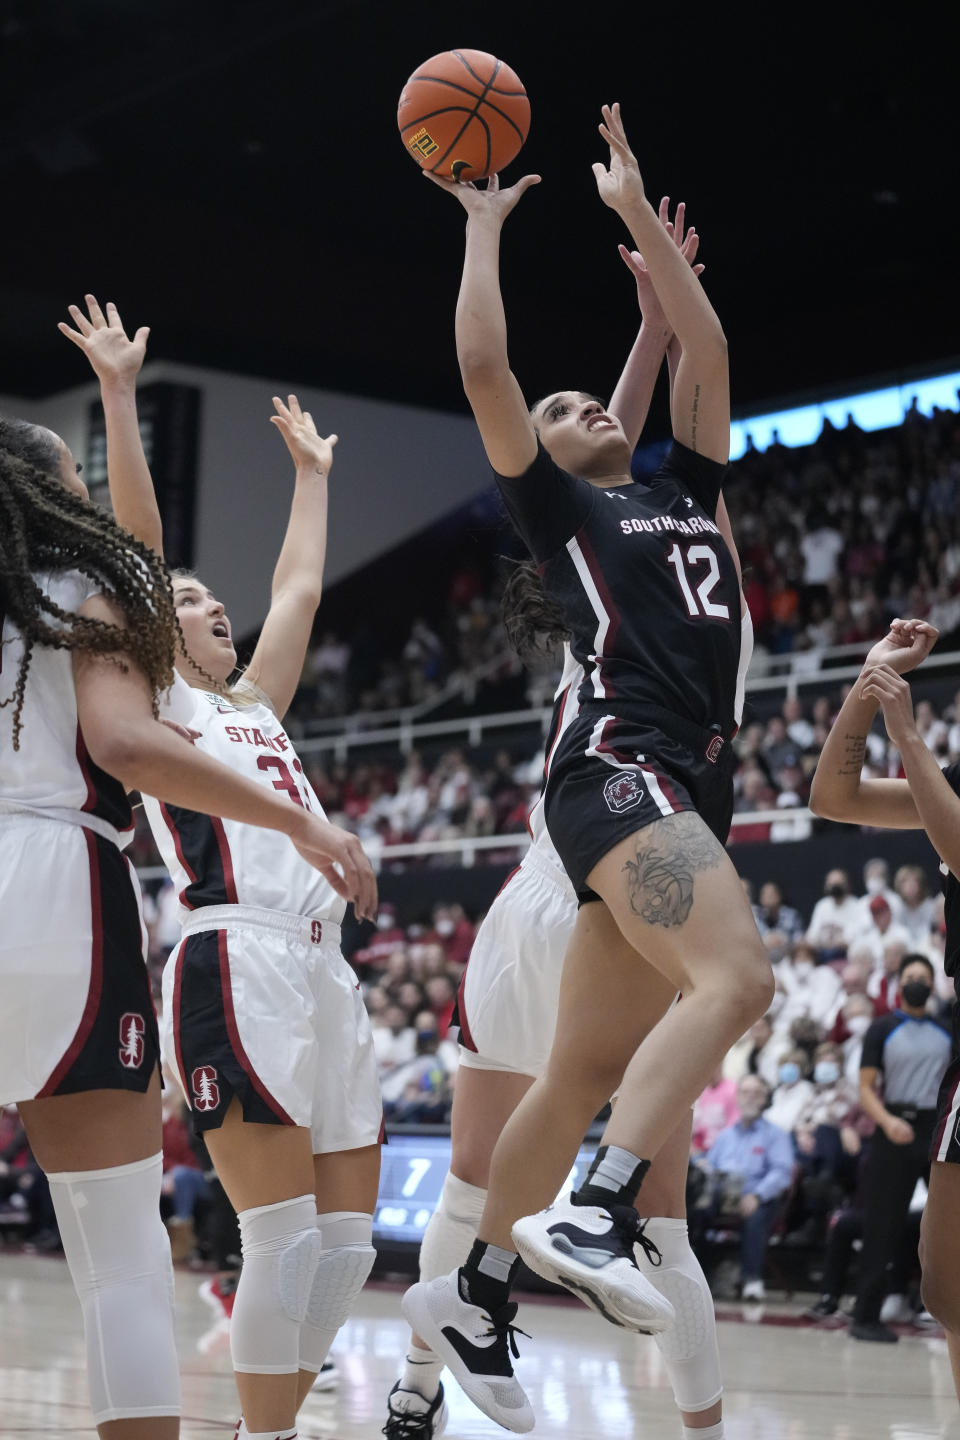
[401,1272,534,1433]
[382,1380,448,1438]
[512,1197,675,1334]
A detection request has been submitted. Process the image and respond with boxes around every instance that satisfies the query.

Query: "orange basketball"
[398,49,530,183]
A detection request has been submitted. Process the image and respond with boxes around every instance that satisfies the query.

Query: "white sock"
[400,1343,444,1400]
[236,1424,297,1440]
[682,1423,723,1439]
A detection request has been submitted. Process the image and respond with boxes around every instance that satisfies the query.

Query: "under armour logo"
[119,1013,145,1069]
[604,491,627,501]
[684,496,694,508]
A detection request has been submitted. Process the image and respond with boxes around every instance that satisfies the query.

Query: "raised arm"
[73,594,376,920]
[58,295,163,557]
[593,104,728,463]
[808,619,936,829]
[425,169,541,476]
[608,199,704,449]
[243,395,334,720]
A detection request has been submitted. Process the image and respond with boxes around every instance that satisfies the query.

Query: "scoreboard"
[373,1132,596,1247]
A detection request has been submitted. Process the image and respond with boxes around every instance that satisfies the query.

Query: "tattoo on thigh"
[621,812,724,928]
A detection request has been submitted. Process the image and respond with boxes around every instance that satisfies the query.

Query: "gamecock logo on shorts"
[705,734,725,764]
[192,1066,221,1112]
[118,1012,145,1069]
[603,770,646,814]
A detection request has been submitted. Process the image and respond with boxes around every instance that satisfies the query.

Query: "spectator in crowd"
[869,940,911,1015]
[850,955,951,1342]
[775,941,844,1034]
[851,896,913,966]
[854,858,904,927]
[766,1049,816,1132]
[380,1012,457,1123]
[692,1066,741,1156]
[893,865,937,946]
[160,1088,210,1261]
[699,1075,796,1301]
[371,1004,417,1073]
[837,993,876,1081]
[724,1014,781,1088]
[807,869,862,956]
[753,881,805,944]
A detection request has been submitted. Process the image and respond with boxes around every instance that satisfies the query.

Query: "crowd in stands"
[278,400,960,724]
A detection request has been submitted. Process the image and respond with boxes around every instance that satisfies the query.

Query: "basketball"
[397,49,530,183]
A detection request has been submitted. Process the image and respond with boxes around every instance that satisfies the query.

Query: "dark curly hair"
[0,417,178,749]
[501,559,570,660]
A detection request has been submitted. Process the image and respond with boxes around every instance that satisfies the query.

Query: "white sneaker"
[880,1293,913,1325]
[401,1272,534,1433]
[512,1198,675,1335]
[741,1278,766,1302]
[383,1380,449,1439]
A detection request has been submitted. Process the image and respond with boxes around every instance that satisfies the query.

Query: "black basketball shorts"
[543,706,735,899]
[932,998,960,1165]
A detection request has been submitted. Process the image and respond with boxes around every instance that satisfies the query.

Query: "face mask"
[779,1062,801,1085]
[793,960,814,980]
[435,919,455,936]
[814,1061,840,1085]
[866,875,886,895]
[901,980,932,1008]
[846,1015,871,1037]
[377,914,395,931]
[828,884,847,901]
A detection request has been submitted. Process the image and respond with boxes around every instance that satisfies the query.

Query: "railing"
[291,646,960,760]
[297,634,956,743]
[134,804,813,882]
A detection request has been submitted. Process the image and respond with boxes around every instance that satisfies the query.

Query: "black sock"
[460,1238,519,1313]
[572,1144,650,1210]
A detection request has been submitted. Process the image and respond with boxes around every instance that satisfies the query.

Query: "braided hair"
[501,559,570,660]
[0,417,178,749]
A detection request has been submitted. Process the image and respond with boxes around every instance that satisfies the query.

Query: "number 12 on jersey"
[666,543,730,620]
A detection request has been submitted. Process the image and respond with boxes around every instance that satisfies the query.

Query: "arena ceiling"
[3,0,957,425]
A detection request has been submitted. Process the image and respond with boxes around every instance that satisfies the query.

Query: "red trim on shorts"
[216,929,294,1123]
[158,802,198,910]
[75,725,98,812]
[638,762,684,814]
[37,829,105,1097]
[455,968,478,1053]
[210,818,239,905]
[933,1064,960,1157]
[594,716,638,769]
[170,939,190,1102]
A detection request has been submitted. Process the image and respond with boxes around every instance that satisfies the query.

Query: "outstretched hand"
[862,618,938,678]
[269,394,337,475]
[423,168,541,225]
[592,102,645,215]
[619,197,704,326]
[58,294,149,387]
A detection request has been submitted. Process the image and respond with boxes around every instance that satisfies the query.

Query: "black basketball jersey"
[495,440,742,733]
[940,763,960,983]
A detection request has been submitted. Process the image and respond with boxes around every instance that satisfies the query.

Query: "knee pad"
[48,1152,180,1425]
[419,1171,487,1281]
[636,1217,722,1413]
[299,1211,376,1373]
[232,1193,321,1375]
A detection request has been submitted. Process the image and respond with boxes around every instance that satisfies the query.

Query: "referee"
[851,953,950,1341]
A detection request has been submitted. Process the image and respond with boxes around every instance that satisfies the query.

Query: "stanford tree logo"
[118,1013,145,1069]
[192,1066,220,1112]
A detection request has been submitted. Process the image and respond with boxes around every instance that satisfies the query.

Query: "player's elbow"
[807,777,836,820]
[459,348,508,393]
[81,720,150,790]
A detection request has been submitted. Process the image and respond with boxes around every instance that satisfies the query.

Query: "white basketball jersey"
[141,672,345,925]
[527,645,583,870]
[0,570,133,840]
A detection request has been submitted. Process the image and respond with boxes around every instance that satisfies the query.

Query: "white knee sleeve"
[232,1193,321,1375]
[48,1152,180,1426]
[636,1218,722,1413]
[418,1171,487,1281]
[299,1211,376,1373]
